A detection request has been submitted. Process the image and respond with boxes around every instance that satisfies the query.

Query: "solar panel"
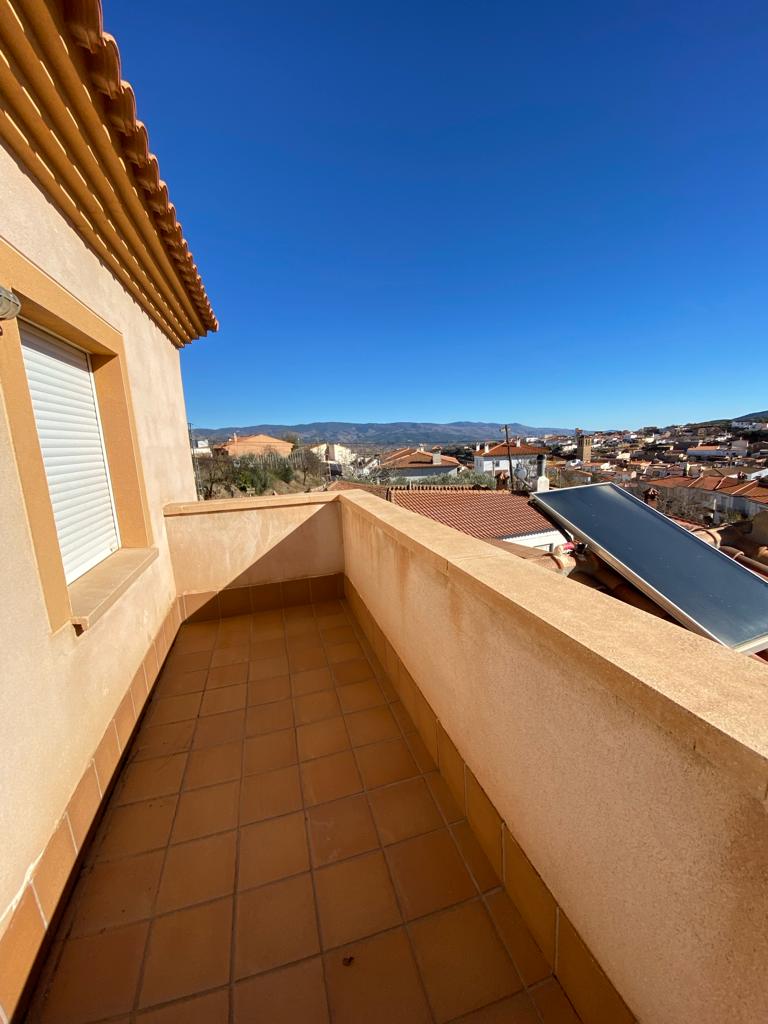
[531,483,768,654]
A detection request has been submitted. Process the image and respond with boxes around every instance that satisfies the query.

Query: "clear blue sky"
[105,1,767,431]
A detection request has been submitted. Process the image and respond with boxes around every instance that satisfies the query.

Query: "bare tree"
[292,446,323,488]
[197,449,236,500]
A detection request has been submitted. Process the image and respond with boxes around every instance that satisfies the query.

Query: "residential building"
[217,432,293,458]
[633,473,768,522]
[472,440,548,482]
[387,488,567,549]
[378,445,460,479]
[2,8,768,1024]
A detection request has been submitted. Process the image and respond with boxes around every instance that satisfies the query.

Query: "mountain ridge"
[191,420,576,444]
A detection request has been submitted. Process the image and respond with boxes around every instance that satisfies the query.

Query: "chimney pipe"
[432,451,442,466]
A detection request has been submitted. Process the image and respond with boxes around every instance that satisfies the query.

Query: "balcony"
[21,491,768,1024]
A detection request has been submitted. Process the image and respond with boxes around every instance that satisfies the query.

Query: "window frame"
[0,238,153,632]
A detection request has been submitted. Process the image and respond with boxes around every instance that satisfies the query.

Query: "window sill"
[68,547,158,632]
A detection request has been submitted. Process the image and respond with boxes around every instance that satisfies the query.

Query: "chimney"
[516,437,521,447]
[535,453,549,492]
[417,443,424,452]
[475,443,480,452]
[432,451,442,466]
[484,442,490,453]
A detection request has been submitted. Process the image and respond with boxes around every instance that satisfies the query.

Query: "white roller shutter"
[20,323,120,584]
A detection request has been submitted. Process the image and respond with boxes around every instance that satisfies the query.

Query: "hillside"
[192,420,575,444]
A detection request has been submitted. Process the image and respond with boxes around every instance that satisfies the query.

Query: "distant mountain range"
[192,420,576,445]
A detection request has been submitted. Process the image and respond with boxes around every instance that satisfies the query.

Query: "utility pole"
[502,423,514,492]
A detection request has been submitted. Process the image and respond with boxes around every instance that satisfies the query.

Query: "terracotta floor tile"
[217,619,251,648]
[200,683,247,717]
[250,636,288,661]
[337,679,386,714]
[355,738,419,790]
[297,716,351,761]
[332,659,373,686]
[425,771,464,824]
[71,850,163,936]
[167,649,211,675]
[314,850,401,948]
[140,898,232,1008]
[327,641,365,665]
[145,692,202,727]
[96,797,176,860]
[207,662,249,690]
[38,922,148,1023]
[244,729,297,775]
[131,720,195,762]
[284,616,318,638]
[172,780,239,843]
[368,777,443,845]
[248,673,292,706]
[174,623,218,654]
[293,689,341,725]
[321,624,357,646]
[240,765,303,824]
[251,619,286,643]
[291,666,334,696]
[137,988,229,1023]
[193,709,245,749]
[316,611,349,629]
[156,668,208,698]
[530,978,581,1024]
[211,643,250,668]
[286,630,323,654]
[249,654,290,681]
[485,890,551,987]
[387,829,475,920]
[157,831,237,912]
[307,794,380,867]
[452,820,500,892]
[235,873,319,977]
[239,811,309,889]
[184,741,242,790]
[345,706,400,747]
[453,993,540,1023]
[324,926,431,1024]
[289,646,328,672]
[116,753,187,805]
[234,957,328,1024]
[246,698,294,736]
[409,900,522,1023]
[301,750,363,806]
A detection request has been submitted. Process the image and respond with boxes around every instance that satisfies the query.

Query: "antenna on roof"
[502,425,514,493]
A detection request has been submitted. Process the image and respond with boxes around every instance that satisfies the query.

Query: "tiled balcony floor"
[28,600,580,1024]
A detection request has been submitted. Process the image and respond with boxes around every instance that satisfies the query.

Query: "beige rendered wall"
[339,490,768,1024]
[164,494,344,597]
[0,144,197,930]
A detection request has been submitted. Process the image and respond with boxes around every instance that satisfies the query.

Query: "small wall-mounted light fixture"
[0,285,21,321]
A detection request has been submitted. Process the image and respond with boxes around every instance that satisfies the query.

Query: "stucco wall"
[0,144,197,926]
[164,494,344,597]
[339,490,768,1024]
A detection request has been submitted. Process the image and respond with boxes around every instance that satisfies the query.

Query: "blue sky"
[105,1,768,430]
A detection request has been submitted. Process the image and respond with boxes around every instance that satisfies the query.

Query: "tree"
[197,449,236,500]
[292,446,324,487]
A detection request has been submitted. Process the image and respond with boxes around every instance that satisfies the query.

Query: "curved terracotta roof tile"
[62,0,217,333]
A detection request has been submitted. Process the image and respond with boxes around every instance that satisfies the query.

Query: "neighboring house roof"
[6,0,216,343]
[380,448,461,470]
[387,488,558,539]
[229,434,291,446]
[327,481,389,498]
[650,476,768,505]
[475,443,548,458]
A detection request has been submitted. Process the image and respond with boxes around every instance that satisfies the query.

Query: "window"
[20,323,120,584]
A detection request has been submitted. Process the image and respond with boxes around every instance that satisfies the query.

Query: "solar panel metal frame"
[531,482,768,655]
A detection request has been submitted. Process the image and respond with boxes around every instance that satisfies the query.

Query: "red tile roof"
[387,488,558,539]
[475,442,548,458]
[380,448,461,470]
[62,0,217,336]
[651,475,768,505]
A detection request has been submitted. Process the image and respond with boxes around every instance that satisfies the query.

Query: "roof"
[229,434,291,445]
[9,0,216,342]
[327,481,388,498]
[380,448,461,470]
[387,488,559,539]
[650,475,768,505]
[475,442,548,458]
